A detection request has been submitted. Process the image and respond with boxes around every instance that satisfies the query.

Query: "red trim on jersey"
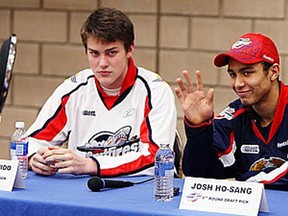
[33,96,69,141]
[268,82,288,143]
[96,84,118,110]
[93,57,158,176]
[140,96,152,143]
[218,131,234,158]
[250,82,288,144]
[101,94,158,177]
[119,58,137,95]
[100,146,158,177]
[233,106,268,143]
[251,121,267,144]
[184,116,213,128]
[100,95,159,176]
[95,58,137,110]
[233,107,249,118]
[261,168,288,184]
[99,95,159,177]
[216,107,248,158]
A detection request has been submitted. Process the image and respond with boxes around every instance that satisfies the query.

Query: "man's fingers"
[57,167,71,174]
[42,147,67,160]
[44,155,65,165]
[31,158,57,176]
[207,88,214,103]
[37,147,49,156]
[182,70,194,93]
[176,77,189,98]
[48,146,61,150]
[195,70,204,91]
[174,87,185,104]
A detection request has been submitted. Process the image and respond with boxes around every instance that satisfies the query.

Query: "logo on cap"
[231,38,252,49]
[214,33,279,67]
[263,54,274,63]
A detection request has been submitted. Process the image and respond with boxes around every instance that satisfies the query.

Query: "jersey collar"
[95,58,137,109]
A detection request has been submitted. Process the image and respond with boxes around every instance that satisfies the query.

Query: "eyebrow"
[227,65,255,73]
[88,46,118,53]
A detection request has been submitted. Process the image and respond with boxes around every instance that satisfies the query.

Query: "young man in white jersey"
[28,7,177,177]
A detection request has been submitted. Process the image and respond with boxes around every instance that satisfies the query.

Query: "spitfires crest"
[77,126,140,155]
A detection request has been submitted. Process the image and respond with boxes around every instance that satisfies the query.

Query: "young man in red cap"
[175,32,288,189]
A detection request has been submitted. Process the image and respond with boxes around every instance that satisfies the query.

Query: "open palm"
[175,70,214,125]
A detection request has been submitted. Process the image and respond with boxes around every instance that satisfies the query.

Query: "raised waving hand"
[174,70,214,125]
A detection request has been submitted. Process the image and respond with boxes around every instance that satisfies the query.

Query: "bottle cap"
[160,143,169,147]
[15,121,25,128]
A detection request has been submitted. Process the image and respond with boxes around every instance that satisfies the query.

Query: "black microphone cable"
[133,177,154,185]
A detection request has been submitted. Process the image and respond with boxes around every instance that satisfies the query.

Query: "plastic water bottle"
[154,143,174,201]
[10,121,29,179]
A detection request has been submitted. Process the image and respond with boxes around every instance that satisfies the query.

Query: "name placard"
[0,159,25,191]
[179,177,269,216]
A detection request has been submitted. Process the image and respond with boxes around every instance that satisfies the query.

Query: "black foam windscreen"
[87,176,134,192]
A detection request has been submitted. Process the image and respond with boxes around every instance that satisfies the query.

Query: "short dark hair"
[262,61,273,71]
[80,7,134,52]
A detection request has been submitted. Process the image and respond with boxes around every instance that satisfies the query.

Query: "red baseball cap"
[214,33,279,67]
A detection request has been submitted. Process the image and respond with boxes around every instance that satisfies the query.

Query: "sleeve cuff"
[184,116,213,128]
[90,156,101,177]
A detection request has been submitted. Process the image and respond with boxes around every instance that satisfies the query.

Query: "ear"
[126,42,134,58]
[269,63,280,81]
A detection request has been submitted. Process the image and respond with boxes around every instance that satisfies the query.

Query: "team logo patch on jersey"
[240,145,260,154]
[77,126,140,157]
[123,108,135,118]
[215,107,235,120]
[68,73,79,83]
[152,74,163,82]
[277,139,288,148]
[250,157,285,171]
[82,110,96,116]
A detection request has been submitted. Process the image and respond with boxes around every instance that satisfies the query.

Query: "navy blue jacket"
[183,81,288,188]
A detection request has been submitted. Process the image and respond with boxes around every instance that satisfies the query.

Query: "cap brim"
[214,53,230,67]
[214,52,264,67]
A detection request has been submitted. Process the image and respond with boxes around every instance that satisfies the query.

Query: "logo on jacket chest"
[77,126,140,157]
[250,157,286,171]
[240,145,260,154]
[277,139,288,148]
[82,110,96,116]
[82,108,136,118]
[122,108,136,118]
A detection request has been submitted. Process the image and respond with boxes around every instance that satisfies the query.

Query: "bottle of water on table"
[10,121,29,179]
[154,143,174,201]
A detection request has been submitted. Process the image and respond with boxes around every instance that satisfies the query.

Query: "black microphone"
[87,176,134,192]
[87,176,154,192]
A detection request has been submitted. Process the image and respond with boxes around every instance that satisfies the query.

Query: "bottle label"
[155,161,174,177]
[10,141,28,156]
[10,142,16,150]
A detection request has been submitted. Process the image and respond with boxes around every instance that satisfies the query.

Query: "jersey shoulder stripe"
[30,70,95,139]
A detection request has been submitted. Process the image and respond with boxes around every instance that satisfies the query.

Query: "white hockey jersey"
[28,58,177,177]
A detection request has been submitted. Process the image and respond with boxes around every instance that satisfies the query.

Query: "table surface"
[0,171,287,216]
